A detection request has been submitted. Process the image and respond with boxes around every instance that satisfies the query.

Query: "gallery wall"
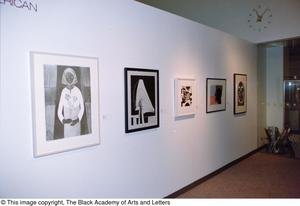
[0,0,257,198]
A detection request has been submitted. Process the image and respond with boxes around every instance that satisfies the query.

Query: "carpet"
[178,152,300,198]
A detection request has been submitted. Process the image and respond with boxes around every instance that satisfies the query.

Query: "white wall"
[0,0,257,198]
[266,46,284,129]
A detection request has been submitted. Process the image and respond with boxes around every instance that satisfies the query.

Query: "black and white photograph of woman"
[57,68,84,138]
[44,65,92,140]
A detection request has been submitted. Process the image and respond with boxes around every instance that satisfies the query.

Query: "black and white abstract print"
[125,68,159,133]
[181,86,192,107]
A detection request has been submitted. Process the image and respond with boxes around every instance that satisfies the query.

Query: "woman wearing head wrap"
[57,68,84,138]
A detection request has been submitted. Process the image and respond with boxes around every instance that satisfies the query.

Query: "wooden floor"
[178,152,300,198]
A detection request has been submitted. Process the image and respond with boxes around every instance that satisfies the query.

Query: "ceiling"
[136,0,300,44]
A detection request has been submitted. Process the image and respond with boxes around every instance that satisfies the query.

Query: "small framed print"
[124,67,159,133]
[30,52,100,157]
[206,78,226,113]
[174,78,196,117]
[234,73,247,114]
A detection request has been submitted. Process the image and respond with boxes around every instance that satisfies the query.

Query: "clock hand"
[252,8,263,22]
[253,8,260,17]
[261,8,271,17]
[253,8,263,22]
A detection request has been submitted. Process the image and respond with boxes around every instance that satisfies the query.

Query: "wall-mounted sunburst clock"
[248,4,272,32]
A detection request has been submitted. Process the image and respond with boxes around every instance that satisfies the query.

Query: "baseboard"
[165,145,265,198]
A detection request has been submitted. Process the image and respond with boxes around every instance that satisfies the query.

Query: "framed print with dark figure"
[206,78,226,113]
[31,52,100,157]
[234,73,247,114]
[124,67,159,133]
[174,78,196,117]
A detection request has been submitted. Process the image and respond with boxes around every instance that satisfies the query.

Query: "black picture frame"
[124,67,159,133]
[206,78,226,113]
[233,73,247,114]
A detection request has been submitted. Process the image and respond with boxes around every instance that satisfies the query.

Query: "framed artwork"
[206,78,226,113]
[174,78,196,117]
[124,67,159,133]
[30,52,100,157]
[233,73,247,114]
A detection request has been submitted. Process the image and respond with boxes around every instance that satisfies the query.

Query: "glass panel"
[284,80,300,133]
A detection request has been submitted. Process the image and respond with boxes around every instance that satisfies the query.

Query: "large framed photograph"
[234,73,247,114]
[206,78,226,113]
[31,52,100,157]
[174,78,196,117]
[124,67,159,133]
